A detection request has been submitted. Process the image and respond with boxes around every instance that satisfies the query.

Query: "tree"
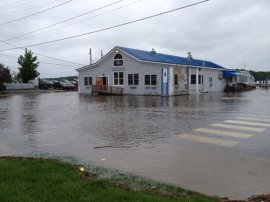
[0,63,12,90]
[249,70,270,81]
[17,49,40,83]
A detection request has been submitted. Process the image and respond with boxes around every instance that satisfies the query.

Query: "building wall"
[188,67,226,93]
[5,83,34,90]
[78,50,227,95]
[78,52,169,95]
[236,71,255,85]
[172,66,188,95]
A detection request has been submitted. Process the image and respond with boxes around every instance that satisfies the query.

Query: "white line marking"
[194,128,253,139]
[211,123,265,132]
[224,120,270,127]
[0,144,11,151]
[239,114,270,119]
[236,117,270,123]
[176,133,238,147]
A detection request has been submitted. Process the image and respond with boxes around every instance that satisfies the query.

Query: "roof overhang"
[223,70,241,77]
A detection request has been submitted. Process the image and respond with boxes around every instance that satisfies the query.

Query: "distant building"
[224,70,255,87]
[77,46,231,96]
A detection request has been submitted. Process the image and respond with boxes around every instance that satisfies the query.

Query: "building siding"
[78,47,227,96]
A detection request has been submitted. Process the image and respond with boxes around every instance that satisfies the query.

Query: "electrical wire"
[0,0,210,50]
[10,0,144,42]
[0,0,35,10]
[4,0,124,41]
[0,53,78,66]
[0,0,73,26]
[0,39,86,66]
[0,0,61,15]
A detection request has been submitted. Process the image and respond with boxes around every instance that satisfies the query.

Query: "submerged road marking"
[194,128,253,139]
[176,133,238,147]
[236,117,270,123]
[224,120,270,128]
[239,114,270,119]
[0,144,11,151]
[211,123,265,132]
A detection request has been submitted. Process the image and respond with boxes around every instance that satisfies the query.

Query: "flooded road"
[0,89,270,199]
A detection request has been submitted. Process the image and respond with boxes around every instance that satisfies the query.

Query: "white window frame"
[114,72,124,86]
[145,74,157,86]
[128,74,139,86]
[84,77,92,86]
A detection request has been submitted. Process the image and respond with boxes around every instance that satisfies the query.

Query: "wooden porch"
[92,85,123,95]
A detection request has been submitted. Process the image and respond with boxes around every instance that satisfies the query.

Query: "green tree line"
[249,70,270,81]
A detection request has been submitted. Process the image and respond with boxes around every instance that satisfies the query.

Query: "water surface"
[0,89,270,199]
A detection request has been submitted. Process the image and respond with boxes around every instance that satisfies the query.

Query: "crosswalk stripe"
[0,144,11,151]
[176,133,238,147]
[236,117,270,123]
[211,123,265,132]
[239,114,270,119]
[224,120,270,127]
[194,128,253,139]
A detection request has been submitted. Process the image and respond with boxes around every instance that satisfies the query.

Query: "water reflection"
[20,95,38,134]
[1,91,267,151]
[0,90,270,199]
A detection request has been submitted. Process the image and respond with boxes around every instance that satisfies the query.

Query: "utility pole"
[101,49,103,58]
[89,48,92,65]
[187,52,193,94]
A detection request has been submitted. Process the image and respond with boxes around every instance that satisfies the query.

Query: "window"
[151,75,157,85]
[114,72,124,85]
[145,75,157,85]
[209,77,213,87]
[114,54,123,66]
[174,74,178,85]
[199,75,204,84]
[191,75,196,84]
[229,77,233,83]
[84,77,92,86]
[145,75,150,85]
[128,74,139,85]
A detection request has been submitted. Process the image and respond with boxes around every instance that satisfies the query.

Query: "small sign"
[163,69,168,83]
[112,67,125,72]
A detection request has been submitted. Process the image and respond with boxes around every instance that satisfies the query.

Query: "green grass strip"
[0,157,220,202]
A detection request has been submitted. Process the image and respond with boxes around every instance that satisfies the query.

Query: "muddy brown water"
[0,89,270,199]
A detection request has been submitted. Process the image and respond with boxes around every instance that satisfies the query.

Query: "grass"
[0,157,220,202]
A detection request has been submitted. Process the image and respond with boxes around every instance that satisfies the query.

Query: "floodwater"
[0,89,270,199]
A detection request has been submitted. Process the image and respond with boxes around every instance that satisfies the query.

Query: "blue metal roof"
[117,46,225,70]
[223,70,241,77]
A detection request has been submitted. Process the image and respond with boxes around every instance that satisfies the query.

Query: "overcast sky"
[0,0,269,78]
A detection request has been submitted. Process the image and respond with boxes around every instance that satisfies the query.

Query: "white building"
[224,70,255,87]
[77,46,228,96]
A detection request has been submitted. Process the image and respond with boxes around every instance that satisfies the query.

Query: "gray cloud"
[0,0,269,77]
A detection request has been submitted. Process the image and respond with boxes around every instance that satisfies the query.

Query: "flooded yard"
[0,89,270,199]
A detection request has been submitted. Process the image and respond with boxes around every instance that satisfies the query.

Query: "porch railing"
[92,85,123,95]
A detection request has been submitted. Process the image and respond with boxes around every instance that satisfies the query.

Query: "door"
[96,77,102,86]
[102,77,108,86]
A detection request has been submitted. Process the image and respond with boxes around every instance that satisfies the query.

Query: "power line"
[0,0,35,10]
[4,0,124,41]
[0,0,210,50]
[0,0,61,15]
[0,0,44,12]
[0,0,73,26]
[39,61,78,66]
[0,53,78,66]
[0,39,86,66]
[10,0,144,42]
[34,52,86,66]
